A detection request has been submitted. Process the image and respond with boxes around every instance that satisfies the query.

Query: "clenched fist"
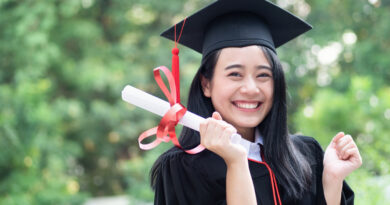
[199,112,247,165]
[323,132,363,180]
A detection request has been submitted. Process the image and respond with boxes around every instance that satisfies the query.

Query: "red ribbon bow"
[138,18,204,154]
[138,66,205,154]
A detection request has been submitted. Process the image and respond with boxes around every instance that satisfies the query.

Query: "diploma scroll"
[121,85,251,152]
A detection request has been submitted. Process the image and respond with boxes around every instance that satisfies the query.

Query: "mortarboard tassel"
[171,18,186,103]
[172,47,180,102]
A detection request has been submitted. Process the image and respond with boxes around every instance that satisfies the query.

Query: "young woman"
[150,0,362,204]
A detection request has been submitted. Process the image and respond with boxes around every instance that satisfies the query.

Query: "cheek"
[209,79,233,98]
[210,88,232,111]
[211,91,230,104]
[269,87,274,101]
[263,82,274,104]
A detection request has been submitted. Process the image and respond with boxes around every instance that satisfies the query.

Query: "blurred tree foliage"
[0,0,388,204]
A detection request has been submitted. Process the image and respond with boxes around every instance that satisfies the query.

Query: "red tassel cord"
[172,18,186,103]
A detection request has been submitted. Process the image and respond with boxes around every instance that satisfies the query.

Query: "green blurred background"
[0,0,389,204]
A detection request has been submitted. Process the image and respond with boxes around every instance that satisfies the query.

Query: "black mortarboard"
[161,0,312,56]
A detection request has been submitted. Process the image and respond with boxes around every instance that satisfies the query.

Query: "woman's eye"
[228,72,241,77]
[257,73,272,78]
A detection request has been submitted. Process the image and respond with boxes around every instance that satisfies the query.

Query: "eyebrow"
[225,64,272,70]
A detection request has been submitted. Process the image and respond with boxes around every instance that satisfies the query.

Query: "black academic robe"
[153,136,354,205]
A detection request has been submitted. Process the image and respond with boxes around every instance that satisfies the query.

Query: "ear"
[200,75,211,97]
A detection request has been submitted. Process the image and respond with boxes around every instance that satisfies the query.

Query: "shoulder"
[290,135,325,164]
[155,147,227,180]
[152,148,227,204]
[291,135,324,152]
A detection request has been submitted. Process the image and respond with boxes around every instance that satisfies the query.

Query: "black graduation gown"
[153,136,354,205]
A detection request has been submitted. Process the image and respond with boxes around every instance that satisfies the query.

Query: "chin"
[234,121,262,129]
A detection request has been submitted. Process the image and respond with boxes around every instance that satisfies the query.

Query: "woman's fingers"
[342,147,357,161]
[336,134,351,148]
[335,134,352,155]
[212,112,232,129]
[200,114,238,154]
[212,111,223,120]
[340,146,362,170]
[332,132,345,144]
[200,118,218,146]
[200,115,235,149]
[339,142,355,160]
[199,112,247,164]
[324,132,363,180]
[333,134,362,167]
[221,126,236,143]
[335,134,354,159]
[345,147,363,167]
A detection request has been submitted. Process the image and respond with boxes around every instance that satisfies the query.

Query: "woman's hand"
[200,112,256,205]
[199,112,247,165]
[322,132,362,205]
[323,132,363,180]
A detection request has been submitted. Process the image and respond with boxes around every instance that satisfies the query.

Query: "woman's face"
[202,45,274,135]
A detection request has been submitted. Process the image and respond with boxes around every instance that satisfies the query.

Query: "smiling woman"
[201,46,274,141]
[149,0,362,204]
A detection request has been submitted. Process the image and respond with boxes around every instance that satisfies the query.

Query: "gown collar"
[243,129,264,162]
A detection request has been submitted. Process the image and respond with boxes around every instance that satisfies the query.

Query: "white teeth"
[235,103,259,109]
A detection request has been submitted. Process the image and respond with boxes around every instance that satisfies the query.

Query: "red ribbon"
[138,19,205,154]
[172,18,186,103]
[138,66,205,154]
[138,18,203,154]
[249,158,282,205]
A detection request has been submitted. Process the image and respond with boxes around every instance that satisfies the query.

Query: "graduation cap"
[161,0,312,56]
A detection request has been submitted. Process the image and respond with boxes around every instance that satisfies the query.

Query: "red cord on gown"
[249,146,282,205]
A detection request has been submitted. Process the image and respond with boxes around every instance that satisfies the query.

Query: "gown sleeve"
[153,151,226,205]
[309,137,355,205]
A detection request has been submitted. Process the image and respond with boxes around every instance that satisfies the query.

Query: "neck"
[237,128,255,142]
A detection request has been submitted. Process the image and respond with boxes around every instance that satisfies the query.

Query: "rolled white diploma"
[121,85,251,152]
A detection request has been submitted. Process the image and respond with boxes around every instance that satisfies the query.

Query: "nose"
[240,77,260,95]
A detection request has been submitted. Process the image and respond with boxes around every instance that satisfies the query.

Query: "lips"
[233,101,261,109]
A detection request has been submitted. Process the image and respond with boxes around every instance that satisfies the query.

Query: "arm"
[226,152,256,205]
[322,132,362,205]
[200,112,257,205]
[322,171,343,205]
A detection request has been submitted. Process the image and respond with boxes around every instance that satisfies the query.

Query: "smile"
[233,101,261,110]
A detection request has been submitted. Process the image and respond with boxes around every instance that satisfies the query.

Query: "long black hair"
[150,46,312,200]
